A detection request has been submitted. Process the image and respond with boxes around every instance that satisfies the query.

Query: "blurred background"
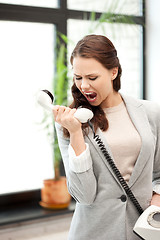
[0,0,159,239]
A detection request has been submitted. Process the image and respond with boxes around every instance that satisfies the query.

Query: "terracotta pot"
[40,177,71,209]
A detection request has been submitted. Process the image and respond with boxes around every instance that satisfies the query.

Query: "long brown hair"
[64,34,122,137]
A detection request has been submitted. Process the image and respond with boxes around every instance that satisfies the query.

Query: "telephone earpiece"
[36,90,94,123]
[37,90,54,111]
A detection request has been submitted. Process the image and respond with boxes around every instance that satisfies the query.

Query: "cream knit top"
[68,101,159,192]
[103,101,141,182]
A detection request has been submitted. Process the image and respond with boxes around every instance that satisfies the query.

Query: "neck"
[100,91,122,108]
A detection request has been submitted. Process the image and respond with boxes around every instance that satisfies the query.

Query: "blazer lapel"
[122,94,154,188]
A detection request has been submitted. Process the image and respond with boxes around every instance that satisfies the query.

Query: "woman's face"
[72,57,119,108]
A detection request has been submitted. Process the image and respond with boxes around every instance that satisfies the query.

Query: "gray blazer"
[55,94,160,240]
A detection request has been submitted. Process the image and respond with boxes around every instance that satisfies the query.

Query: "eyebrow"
[74,73,98,77]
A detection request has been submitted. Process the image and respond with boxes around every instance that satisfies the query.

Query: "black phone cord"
[88,120,144,215]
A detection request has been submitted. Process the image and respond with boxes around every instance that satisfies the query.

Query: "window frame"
[0,0,145,209]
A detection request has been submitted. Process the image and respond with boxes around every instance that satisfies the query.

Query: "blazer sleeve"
[152,118,160,194]
[145,102,160,184]
[152,109,160,184]
[55,122,97,205]
[141,100,160,193]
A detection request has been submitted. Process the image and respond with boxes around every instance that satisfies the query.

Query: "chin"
[88,101,100,107]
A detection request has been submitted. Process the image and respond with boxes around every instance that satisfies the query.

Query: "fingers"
[150,193,160,207]
[52,105,77,123]
[52,105,60,120]
[52,106,81,133]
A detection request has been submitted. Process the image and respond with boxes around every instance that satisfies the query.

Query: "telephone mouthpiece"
[74,108,94,123]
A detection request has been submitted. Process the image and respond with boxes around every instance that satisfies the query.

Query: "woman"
[53,35,160,240]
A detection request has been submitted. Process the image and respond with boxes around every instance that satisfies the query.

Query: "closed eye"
[89,76,98,81]
[75,77,82,80]
[74,76,98,80]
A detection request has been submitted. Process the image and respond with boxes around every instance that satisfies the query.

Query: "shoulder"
[140,99,160,115]
[121,93,160,124]
[140,100,160,129]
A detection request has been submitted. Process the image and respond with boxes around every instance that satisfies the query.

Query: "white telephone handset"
[36,90,93,123]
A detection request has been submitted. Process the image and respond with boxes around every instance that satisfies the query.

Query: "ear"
[111,67,118,80]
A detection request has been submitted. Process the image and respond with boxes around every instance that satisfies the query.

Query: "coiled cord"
[88,121,144,215]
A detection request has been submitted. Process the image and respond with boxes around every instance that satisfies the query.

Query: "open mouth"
[83,91,97,102]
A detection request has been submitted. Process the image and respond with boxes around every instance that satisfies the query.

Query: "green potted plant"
[40,34,71,209]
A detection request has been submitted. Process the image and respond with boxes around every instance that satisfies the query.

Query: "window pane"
[68,0,142,16]
[67,19,142,99]
[0,0,58,8]
[0,21,55,194]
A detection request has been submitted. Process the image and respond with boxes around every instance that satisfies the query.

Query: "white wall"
[146,0,160,102]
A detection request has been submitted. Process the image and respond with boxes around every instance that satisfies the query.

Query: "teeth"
[82,91,97,101]
[84,92,94,95]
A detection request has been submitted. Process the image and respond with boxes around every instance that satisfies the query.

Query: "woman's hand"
[150,193,160,207]
[53,105,86,156]
[52,105,82,134]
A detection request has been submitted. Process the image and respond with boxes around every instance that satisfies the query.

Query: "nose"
[81,79,90,90]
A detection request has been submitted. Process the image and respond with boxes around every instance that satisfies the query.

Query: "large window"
[0,0,145,207]
[68,0,142,16]
[0,0,58,8]
[0,21,55,194]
